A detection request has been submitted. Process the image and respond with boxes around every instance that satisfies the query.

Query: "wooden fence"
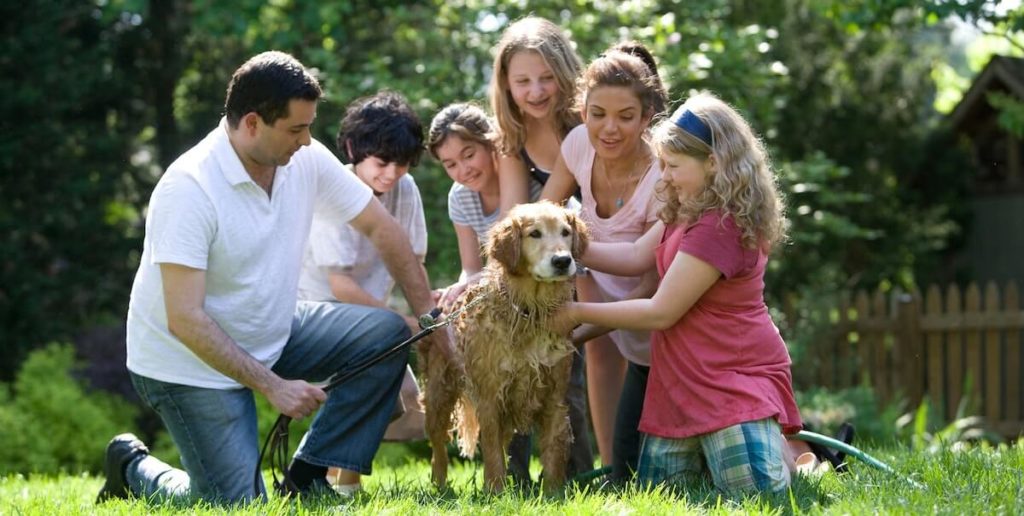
[804,282,1023,438]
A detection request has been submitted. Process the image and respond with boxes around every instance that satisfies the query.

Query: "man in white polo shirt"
[95,51,450,505]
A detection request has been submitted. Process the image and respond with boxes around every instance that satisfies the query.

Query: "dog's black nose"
[551,255,572,271]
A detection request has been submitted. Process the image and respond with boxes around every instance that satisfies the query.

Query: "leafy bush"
[0,343,139,475]
[896,394,1005,453]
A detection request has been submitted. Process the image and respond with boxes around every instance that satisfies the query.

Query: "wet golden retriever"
[422,201,588,493]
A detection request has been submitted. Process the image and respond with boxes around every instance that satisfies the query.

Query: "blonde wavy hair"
[490,16,583,155]
[651,92,788,251]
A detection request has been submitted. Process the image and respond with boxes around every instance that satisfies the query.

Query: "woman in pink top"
[552,92,802,495]
[541,42,666,482]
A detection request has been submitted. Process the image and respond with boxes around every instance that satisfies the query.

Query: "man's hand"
[264,379,327,420]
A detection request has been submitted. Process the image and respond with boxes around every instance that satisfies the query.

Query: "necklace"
[601,160,645,209]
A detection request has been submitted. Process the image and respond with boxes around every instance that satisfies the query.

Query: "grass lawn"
[2,440,1022,515]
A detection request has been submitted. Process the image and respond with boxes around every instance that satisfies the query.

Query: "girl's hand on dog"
[570,323,611,346]
[549,303,580,338]
[437,271,486,312]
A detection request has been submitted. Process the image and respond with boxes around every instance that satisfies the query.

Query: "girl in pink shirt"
[552,92,802,495]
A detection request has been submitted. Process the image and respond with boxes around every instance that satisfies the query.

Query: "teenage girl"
[428,103,522,290]
[552,92,802,495]
[490,16,583,215]
[540,41,667,481]
[488,17,595,484]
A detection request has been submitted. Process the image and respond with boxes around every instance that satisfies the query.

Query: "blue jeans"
[126,301,410,504]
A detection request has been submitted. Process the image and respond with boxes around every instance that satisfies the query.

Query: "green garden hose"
[795,430,924,488]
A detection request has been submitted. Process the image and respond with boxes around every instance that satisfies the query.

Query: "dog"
[422,201,588,493]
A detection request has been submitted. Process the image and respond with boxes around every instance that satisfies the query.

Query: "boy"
[297,91,428,477]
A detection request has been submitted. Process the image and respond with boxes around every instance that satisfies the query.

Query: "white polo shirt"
[126,119,373,389]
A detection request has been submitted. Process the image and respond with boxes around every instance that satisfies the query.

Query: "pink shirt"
[562,125,660,365]
[640,211,802,438]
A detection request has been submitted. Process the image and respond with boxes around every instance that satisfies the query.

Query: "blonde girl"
[540,41,667,481]
[490,16,583,214]
[552,92,802,495]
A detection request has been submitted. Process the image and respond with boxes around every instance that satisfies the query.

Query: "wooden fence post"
[925,285,945,419]
[872,288,889,402]
[946,284,964,419]
[897,288,923,406]
[855,290,871,388]
[983,282,1001,424]
[965,283,983,414]
[837,291,852,389]
[1007,282,1020,425]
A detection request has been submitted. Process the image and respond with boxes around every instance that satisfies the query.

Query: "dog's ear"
[487,215,521,272]
[568,211,589,258]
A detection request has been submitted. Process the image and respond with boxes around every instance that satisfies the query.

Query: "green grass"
[3,441,1023,515]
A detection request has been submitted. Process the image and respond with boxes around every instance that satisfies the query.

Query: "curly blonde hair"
[651,92,788,251]
[490,16,583,155]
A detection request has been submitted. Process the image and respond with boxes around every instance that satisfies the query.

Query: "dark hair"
[224,51,322,129]
[337,90,425,167]
[426,103,497,159]
[578,41,667,118]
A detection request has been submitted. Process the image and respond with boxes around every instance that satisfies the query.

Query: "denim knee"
[129,372,262,504]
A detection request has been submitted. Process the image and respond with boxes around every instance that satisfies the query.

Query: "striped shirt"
[447,179,543,246]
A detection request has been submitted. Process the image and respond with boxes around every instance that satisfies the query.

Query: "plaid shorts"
[637,418,791,495]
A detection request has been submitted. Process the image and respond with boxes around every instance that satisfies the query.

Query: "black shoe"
[96,433,149,503]
[804,422,856,473]
[831,422,856,473]
[275,477,343,500]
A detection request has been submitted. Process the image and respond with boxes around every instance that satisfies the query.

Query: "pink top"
[562,125,660,365]
[640,211,802,438]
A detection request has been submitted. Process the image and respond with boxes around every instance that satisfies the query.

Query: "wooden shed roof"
[949,55,1024,133]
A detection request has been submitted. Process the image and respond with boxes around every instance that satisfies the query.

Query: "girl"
[490,20,593,483]
[428,103,533,291]
[428,103,592,484]
[490,16,583,214]
[552,92,802,495]
[541,42,666,481]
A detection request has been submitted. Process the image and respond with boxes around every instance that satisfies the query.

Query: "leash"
[257,293,490,497]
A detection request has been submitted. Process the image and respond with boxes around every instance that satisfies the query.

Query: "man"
[96,51,450,505]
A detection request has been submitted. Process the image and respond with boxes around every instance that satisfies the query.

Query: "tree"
[1,0,996,378]
[0,0,149,378]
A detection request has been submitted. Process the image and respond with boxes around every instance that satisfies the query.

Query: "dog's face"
[486,201,589,281]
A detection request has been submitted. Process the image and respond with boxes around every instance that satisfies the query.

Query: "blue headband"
[672,109,712,147]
